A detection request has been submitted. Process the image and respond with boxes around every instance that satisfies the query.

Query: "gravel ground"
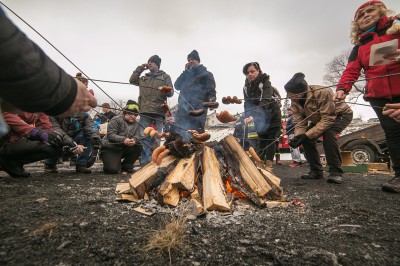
[0,160,399,265]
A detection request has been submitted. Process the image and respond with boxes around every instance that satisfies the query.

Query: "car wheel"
[349,145,376,164]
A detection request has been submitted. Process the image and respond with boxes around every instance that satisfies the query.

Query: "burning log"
[157,153,198,206]
[202,146,230,211]
[220,135,282,200]
[129,155,178,199]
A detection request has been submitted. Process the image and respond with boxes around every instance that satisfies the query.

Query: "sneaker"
[44,164,58,173]
[76,165,91,174]
[301,172,323,179]
[327,174,343,184]
[382,176,400,193]
[289,161,302,167]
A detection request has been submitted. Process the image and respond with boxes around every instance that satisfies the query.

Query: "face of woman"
[246,65,260,82]
[356,5,381,31]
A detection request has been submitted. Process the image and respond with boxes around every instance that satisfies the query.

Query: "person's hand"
[123,138,135,146]
[333,90,347,101]
[289,134,308,148]
[185,63,192,70]
[141,63,148,69]
[383,103,400,122]
[58,79,97,117]
[72,144,85,154]
[383,49,400,63]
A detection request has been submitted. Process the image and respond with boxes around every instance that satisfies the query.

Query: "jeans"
[302,113,352,175]
[139,113,164,166]
[369,98,400,174]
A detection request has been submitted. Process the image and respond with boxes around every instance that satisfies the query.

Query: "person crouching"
[101,101,142,174]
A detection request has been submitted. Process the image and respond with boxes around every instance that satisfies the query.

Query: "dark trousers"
[257,128,281,162]
[369,98,400,174]
[302,113,353,175]
[0,138,63,166]
[101,145,142,174]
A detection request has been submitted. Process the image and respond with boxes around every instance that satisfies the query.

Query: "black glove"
[289,134,308,148]
[28,128,49,142]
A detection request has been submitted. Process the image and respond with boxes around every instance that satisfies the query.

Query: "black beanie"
[284,73,308,93]
[148,55,161,68]
[187,50,200,62]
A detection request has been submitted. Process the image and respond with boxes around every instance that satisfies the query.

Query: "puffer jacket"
[337,16,400,100]
[102,115,142,148]
[2,112,52,143]
[129,67,173,117]
[292,85,353,139]
[174,64,216,112]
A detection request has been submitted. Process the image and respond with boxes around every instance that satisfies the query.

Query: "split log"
[190,186,205,215]
[115,182,131,194]
[129,155,177,199]
[258,169,283,198]
[164,153,197,190]
[202,146,230,211]
[220,135,278,198]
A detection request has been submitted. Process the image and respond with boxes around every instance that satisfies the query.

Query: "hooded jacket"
[174,64,216,111]
[337,16,400,99]
[129,66,174,117]
[50,113,99,142]
[292,85,353,139]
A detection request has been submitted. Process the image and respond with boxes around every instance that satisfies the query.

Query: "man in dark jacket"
[47,113,101,173]
[100,103,116,123]
[129,55,173,165]
[101,101,142,174]
[0,112,63,178]
[0,7,97,132]
[174,50,216,142]
[285,73,353,184]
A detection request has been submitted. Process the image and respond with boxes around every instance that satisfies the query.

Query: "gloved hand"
[289,134,308,148]
[28,128,49,142]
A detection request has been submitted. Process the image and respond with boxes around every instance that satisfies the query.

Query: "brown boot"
[76,165,91,174]
[264,160,273,172]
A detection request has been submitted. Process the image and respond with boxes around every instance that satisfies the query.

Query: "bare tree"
[323,48,366,102]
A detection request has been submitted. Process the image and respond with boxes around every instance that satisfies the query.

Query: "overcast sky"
[2,0,399,120]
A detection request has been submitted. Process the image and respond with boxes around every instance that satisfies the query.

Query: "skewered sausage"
[217,110,237,123]
[150,129,158,138]
[202,102,219,109]
[187,129,199,135]
[159,86,173,93]
[189,109,205,116]
[193,132,211,142]
[156,149,170,165]
[152,145,166,163]
[144,127,154,135]
[160,103,170,113]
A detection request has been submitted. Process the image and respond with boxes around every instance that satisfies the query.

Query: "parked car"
[317,124,388,164]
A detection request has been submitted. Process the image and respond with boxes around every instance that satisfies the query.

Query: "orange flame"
[180,190,189,198]
[225,177,248,200]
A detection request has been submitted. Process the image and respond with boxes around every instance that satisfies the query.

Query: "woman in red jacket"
[334,0,400,193]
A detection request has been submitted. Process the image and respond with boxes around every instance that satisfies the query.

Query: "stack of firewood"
[116,135,287,215]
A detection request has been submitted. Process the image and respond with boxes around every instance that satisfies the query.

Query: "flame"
[225,177,248,200]
[180,190,189,198]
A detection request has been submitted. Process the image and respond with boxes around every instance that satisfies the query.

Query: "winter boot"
[301,171,324,180]
[382,175,400,193]
[264,160,273,172]
[76,165,91,174]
